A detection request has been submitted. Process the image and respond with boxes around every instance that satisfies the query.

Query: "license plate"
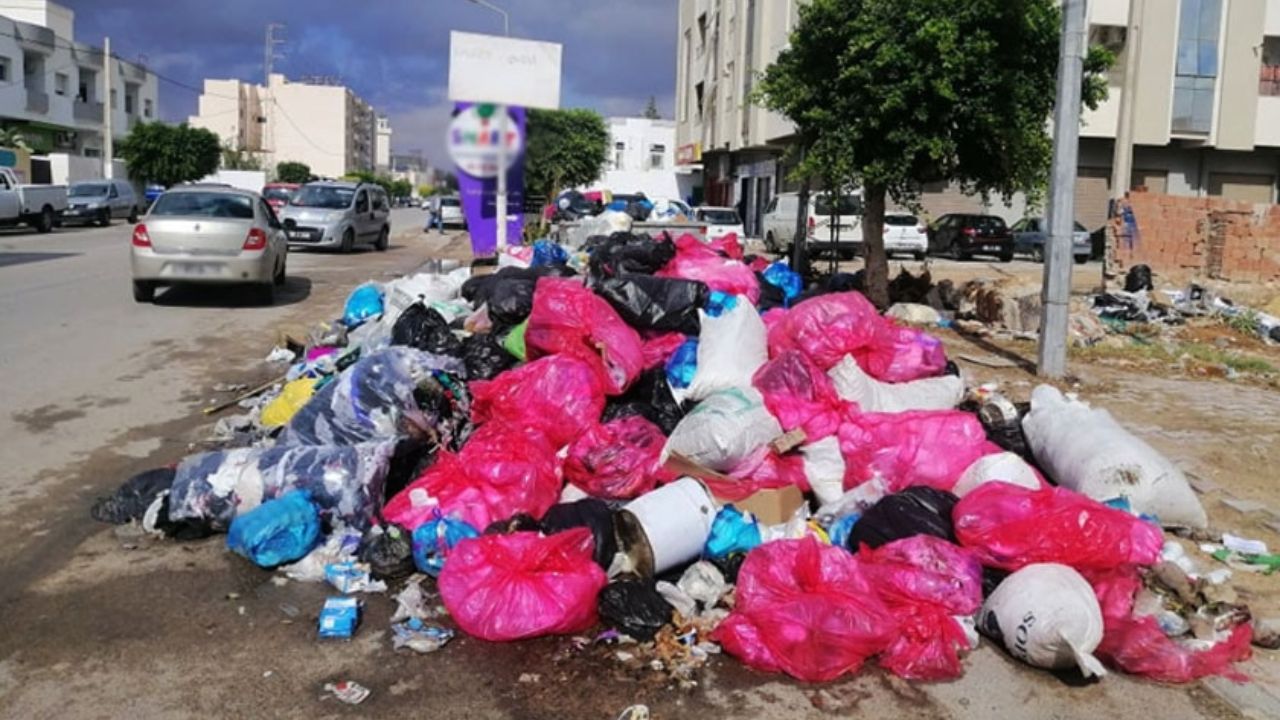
[288,230,311,240]
[176,262,219,276]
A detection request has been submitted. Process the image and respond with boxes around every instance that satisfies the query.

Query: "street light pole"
[467,0,512,252]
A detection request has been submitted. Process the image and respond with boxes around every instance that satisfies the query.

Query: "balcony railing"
[73,100,104,122]
[25,90,49,114]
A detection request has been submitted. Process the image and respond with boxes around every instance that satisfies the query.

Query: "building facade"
[584,116,699,202]
[189,74,382,179]
[675,0,1280,235]
[375,115,392,173]
[0,0,159,161]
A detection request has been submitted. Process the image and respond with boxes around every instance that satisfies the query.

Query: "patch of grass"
[1223,310,1261,337]
[1071,337,1278,375]
[1182,343,1277,374]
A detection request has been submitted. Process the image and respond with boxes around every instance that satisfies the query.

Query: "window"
[697,13,707,50]
[614,141,625,170]
[681,29,691,121]
[54,73,68,96]
[125,94,135,114]
[78,68,94,102]
[0,56,10,83]
[1261,37,1280,97]
[0,174,9,191]
[356,190,369,213]
[108,184,119,199]
[260,200,280,228]
[144,98,153,118]
[764,198,777,214]
[110,89,117,109]
[151,192,254,218]
[649,144,665,170]
[373,191,388,211]
[695,82,705,122]
[1171,0,1223,134]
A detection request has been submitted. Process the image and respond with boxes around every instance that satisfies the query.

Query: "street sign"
[447,104,523,179]
[448,31,562,110]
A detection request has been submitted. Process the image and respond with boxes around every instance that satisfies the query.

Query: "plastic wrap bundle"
[168,441,396,531]
[279,347,466,447]
[662,387,783,472]
[753,350,847,442]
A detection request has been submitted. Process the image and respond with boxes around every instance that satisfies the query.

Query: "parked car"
[130,186,288,304]
[261,182,299,213]
[882,212,928,260]
[761,191,863,258]
[0,166,66,233]
[63,179,141,226]
[1011,216,1092,264]
[280,181,391,252]
[693,206,745,240]
[927,213,1014,262]
[435,195,465,228]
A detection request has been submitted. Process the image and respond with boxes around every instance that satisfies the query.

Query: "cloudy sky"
[61,0,678,167]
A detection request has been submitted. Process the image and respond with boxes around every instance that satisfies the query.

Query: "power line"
[270,97,342,156]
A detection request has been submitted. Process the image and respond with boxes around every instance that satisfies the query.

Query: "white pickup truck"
[0,166,67,233]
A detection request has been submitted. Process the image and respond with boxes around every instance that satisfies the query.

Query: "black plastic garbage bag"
[391,303,463,357]
[540,498,618,569]
[1124,264,1154,293]
[597,580,674,640]
[462,265,577,327]
[601,366,685,435]
[846,486,959,550]
[359,523,416,580]
[483,513,542,535]
[584,232,676,279]
[707,552,747,584]
[594,275,708,335]
[754,272,788,312]
[91,467,176,524]
[462,332,518,380]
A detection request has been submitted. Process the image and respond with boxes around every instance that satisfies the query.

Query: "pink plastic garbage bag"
[564,416,674,500]
[713,537,897,682]
[470,355,605,448]
[383,423,561,531]
[859,536,983,680]
[766,292,883,370]
[703,446,809,502]
[657,233,760,304]
[439,528,607,641]
[707,232,744,260]
[1088,569,1252,683]
[752,350,847,442]
[837,410,992,492]
[640,332,688,370]
[853,323,948,383]
[953,483,1164,572]
[525,277,645,395]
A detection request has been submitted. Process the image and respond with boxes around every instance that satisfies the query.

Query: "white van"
[760,190,864,258]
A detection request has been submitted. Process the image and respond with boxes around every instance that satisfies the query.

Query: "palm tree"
[0,127,32,151]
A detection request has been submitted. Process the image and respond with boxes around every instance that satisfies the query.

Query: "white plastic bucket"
[617,477,716,576]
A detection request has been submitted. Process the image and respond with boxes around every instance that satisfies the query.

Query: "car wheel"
[913,251,926,261]
[340,228,355,253]
[375,226,389,251]
[35,206,55,233]
[274,257,287,286]
[1074,255,1088,265]
[999,249,1014,263]
[1032,246,1045,263]
[127,207,139,224]
[132,280,156,303]
[98,208,111,227]
[948,241,968,261]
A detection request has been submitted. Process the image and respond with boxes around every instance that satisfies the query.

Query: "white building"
[375,115,392,173]
[189,74,382,179]
[0,0,159,163]
[585,117,697,202]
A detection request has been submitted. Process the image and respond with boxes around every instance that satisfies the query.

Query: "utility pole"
[466,0,512,250]
[103,36,113,179]
[1110,0,1144,208]
[263,23,285,171]
[1037,0,1087,378]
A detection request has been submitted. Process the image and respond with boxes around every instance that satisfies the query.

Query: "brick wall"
[1108,191,1280,286]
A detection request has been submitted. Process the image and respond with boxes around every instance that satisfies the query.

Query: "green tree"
[220,143,261,171]
[118,122,221,188]
[389,179,412,199]
[756,0,1111,307]
[524,108,608,208]
[275,161,312,184]
[642,96,661,120]
[0,127,31,152]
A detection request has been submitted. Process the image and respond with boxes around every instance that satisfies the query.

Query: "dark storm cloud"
[59,0,678,164]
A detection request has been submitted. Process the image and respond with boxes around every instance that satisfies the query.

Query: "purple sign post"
[447,102,526,258]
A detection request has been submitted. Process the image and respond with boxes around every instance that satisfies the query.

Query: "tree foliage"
[643,96,661,120]
[275,161,312,184]
[524,108,609,202]
[0,127,31,152]
[118,122,221,187]
[220,144,261,171]
[756,0,1111,307]
[389,179,413,199]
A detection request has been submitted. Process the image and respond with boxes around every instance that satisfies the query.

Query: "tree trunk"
[790,175,811,277]
[862,183,889,309]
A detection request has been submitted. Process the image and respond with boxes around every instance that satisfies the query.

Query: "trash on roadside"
[598,580,675,640]
[980,563,1107,677]
[343,283,384,327]
[410,511,481,576]
[259,377,318,428]
[318,596,362,640]
[323,680,370,705]
[226,490,321,568]
[846,486,959,550]
[616,477,717,577]
[324,560,388,594]
[391,618,455,653]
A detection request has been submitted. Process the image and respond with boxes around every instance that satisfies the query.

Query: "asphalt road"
[0,217,1260,719]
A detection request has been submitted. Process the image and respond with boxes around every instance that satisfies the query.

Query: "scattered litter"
[318,597,361,640]
[323,680,370,705]
[391,618,454,653]
[264,346,296,364]
[518,672,541,684]
[1221,533,1268,556]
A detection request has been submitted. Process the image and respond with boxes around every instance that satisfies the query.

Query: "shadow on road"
[153,275,312,308]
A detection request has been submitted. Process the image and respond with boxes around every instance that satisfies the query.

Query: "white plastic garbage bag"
[682,299,768,403]
[801,436,846,505]
[661,386,783,472]
[952,452,1042,498]
[979,563,1107,677]
[1021,384,1207,528]
[828,355,964,413]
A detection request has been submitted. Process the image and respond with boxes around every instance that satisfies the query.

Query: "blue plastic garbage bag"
[828,513,861,550]
[703,290,738,318]
[762,262,803,306]
[665,338,699,389]
[226,490,321,568]
[531,239,569,267]
[343,283,384,328]
[704,505,762,559]
[411,510,480,576]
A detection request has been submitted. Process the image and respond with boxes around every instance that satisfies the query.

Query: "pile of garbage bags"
[92,230,1256,685]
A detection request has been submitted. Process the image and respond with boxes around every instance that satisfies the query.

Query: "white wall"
[200,170,266,193]
[1267,0,1280,35]
[44,153,126,185]
[1257,96,1280,147]
[585,117,681,199]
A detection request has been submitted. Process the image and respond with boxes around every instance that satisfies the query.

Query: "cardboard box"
[662,453,808,526]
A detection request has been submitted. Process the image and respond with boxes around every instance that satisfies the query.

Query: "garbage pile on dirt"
[92,231,1262,686]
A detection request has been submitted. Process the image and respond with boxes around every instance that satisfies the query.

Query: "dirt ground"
[2,241,1278,719]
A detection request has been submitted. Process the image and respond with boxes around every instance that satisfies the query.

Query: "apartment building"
[675,0,1280,234]
[189,74,382,179]
[584,117,699,202]
[375,115,392,173]
[0,0,159,160]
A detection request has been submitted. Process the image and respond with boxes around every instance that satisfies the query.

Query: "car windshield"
[814,194,863,216]
[440,198,461,208]
[262,187,294,202]
[972,216,1008,230]
[885,214,918,226]
[151,192,254,219]
[291,185,354,209]
[70,183,109,197]
[697,209,740,224]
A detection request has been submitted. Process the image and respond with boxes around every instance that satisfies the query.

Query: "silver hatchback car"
[130,185,288,304]
[279,181,391,252]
